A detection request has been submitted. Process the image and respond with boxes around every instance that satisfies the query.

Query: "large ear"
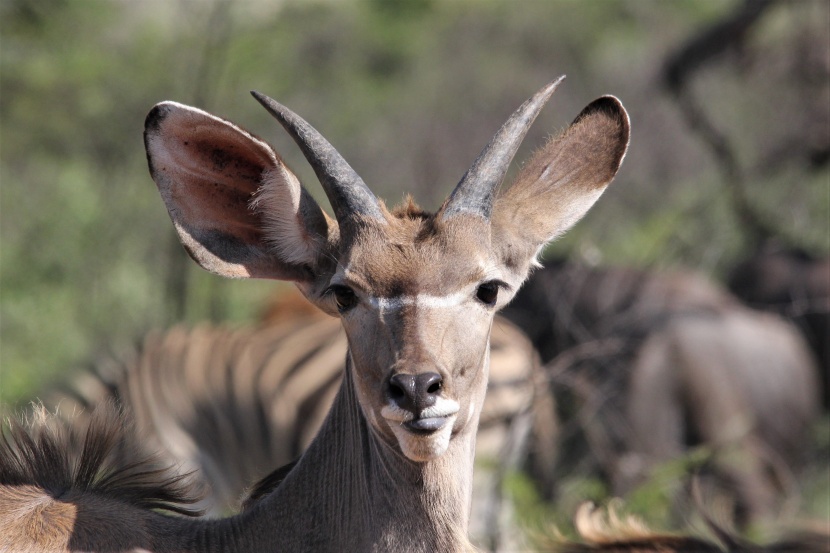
[492,96,629,266]
[144,101,333,282]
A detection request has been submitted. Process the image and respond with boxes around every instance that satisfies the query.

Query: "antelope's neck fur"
[168,353,483,552]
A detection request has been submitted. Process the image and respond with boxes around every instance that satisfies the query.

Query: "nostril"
[388,380,405,399]
[388,374,416,409]
[389,372,442,412]
[420,372,443,398]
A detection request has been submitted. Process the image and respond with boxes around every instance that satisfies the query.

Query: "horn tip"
[543,75,567,96]
[251,90,275,106]
[250,90,286,122]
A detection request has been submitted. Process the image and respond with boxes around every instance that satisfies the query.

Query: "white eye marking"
[368,291,469,311]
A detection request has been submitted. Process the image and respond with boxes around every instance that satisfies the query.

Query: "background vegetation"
[1,0,827,542]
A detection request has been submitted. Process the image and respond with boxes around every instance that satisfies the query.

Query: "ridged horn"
[441,76,565,220]
[250,91,384,224]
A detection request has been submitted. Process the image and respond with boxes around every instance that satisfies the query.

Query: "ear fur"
[144,101,332,282]
[492,96,629,268]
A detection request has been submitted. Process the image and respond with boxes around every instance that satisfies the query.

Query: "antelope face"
[330,215,516,462]
[145,77,629,464]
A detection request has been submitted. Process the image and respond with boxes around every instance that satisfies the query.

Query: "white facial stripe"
[381,397,460,422]
[422,399,460,419]
[368,291,469,311]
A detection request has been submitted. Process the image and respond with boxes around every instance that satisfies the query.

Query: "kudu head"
[144,77,629,463]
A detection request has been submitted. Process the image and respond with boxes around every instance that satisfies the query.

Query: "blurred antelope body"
[505,262,820,523]
[728,244,830,406]
[1,78,630,551]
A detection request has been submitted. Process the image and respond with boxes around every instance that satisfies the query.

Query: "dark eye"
[328,285,358,313]
[475,282,499,307]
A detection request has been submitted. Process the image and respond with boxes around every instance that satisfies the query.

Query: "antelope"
[44,313,544,550]
[0,77,629,552]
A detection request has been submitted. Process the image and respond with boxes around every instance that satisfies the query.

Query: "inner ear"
[145,101,333,282]
[252,167,335,268]
[492,95,630,273]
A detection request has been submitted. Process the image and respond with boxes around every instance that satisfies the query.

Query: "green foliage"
[622,447,715,528]
[801,415,830,523]
[509,438,830,547]
[505,470,577,540]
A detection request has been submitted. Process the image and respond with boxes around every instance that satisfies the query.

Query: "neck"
[180,356,479,552]
[19,354,483,553]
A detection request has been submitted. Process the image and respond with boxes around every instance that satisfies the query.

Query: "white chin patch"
[387,416,457,462]
[381,397,461,462]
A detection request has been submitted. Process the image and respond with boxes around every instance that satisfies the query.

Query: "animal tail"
[0,400,204,517]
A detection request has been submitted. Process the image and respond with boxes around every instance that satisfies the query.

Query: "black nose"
[388,372,443,412]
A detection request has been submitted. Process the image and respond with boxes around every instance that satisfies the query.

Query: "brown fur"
[390,194,431,220]
[0,402,202,517]
[0,402,202,552]
[240,459,298,511]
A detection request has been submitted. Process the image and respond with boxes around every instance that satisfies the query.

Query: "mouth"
[403,416,452,435]
[381,400,460,429]
[380,398,461,462]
